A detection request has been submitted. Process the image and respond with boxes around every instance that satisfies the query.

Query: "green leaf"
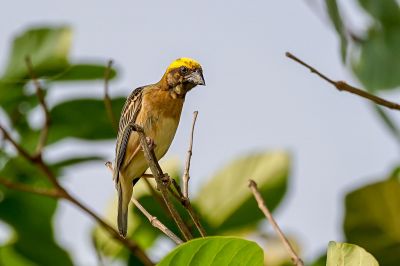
[326,241,379,266]
[1,26,71,81]
[358,0,400,27]
[352,27,400,91]
[344,177,400,265]
[49,64,117,81]
[194,151,289,233]
[325,0,348,62]
[45,97,125,144]
[0,158,73,266]
[157,237,264,266]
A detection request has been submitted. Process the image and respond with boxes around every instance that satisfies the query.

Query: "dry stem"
[182,111,198,198]
[248,179,304,266]
[286,52,400,111]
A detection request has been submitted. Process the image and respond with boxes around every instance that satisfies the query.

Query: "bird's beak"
[186,69,205,86]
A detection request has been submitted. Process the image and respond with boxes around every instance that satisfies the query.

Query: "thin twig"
[285,52,400,111]
[25,56,51,155]
[182,111,198,198]
[0,125,34,161]
[170,180,207,237]
[248,179,304,266]
[131,197,183,244]
[103,60,118,133]
[0,177,62,198]
[131,123,193,241]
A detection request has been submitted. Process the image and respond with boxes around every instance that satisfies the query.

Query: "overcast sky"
[1,0,399,265]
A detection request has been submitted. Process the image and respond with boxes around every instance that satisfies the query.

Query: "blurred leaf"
[262,234,300,266]
[0,244,37,266]
[157,237,263,266]
[358,0,400,27]
[344,177,400,265]
[0,158,73,266]
[372,105,400,146]
[1,27,71,81]
[50,156,104,171]
[309,253,327,266]
[352,27,400,91]
[326,241,379,266]
[45,97,125,144]
[325,0,348,61]
[194,151,289,233]
[50,64,116,81]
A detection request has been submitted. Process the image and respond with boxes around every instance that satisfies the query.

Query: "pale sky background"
[1,0,399,265]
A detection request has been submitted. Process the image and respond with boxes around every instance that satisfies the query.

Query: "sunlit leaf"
[1,27,71,81]
[344,177,400,265]
[194,151,289,233]
[157,237,263,266]
[327,241,379,266]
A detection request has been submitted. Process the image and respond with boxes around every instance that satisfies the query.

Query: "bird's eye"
[180,66,188,74]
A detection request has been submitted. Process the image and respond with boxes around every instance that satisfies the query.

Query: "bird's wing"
[113,86,145,184]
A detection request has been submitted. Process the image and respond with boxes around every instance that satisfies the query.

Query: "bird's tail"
[117,177,140,237]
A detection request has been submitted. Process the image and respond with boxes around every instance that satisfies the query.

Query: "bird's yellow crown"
[166,58,201,72]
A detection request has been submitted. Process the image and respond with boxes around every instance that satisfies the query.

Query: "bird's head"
[162,58,205,96]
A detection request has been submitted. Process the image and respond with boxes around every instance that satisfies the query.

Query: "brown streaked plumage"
[113,58,205,237]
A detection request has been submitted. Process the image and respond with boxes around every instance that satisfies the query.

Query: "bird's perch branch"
[170,179,207,237]
[248,179,304,266]
[285,52,400,111]
[103,60,118,133]
[130,123,193,241]
[105,161,183,244]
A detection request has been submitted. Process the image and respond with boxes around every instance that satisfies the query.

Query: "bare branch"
[0,125,34,161]
[248,179,304,266]
[182,111,198,198]
[25,56,51,155]
[103,60,118,133]
[286,52,400,111]
[131,197,183,244]
[131,123,193,241]
[0,177,63,198]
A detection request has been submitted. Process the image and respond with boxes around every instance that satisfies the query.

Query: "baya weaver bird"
[113,58,205,237]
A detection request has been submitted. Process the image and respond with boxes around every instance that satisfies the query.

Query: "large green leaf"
[352,27,400,91]
[325,0,348,61]
[157,237,263,266]
[344,177,400,265]
[326,241,379,266]
[1,27,71,81]
[0,158,73,266]
[194,151,289,233]
[44,97,125,144]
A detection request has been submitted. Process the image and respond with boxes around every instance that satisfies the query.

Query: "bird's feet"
[145,137,157,150]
